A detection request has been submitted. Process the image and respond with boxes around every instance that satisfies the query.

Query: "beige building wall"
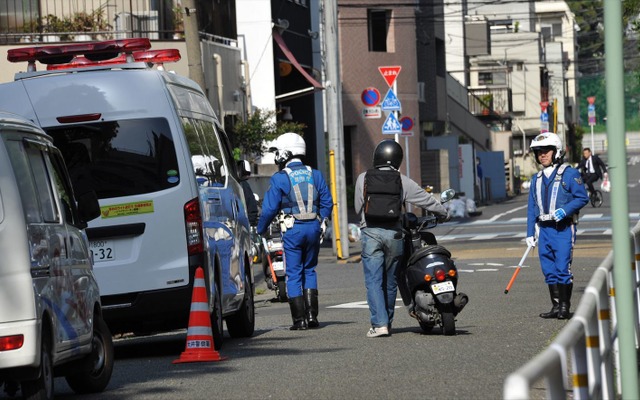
[339,1,421,183]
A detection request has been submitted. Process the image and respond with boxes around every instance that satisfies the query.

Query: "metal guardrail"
[503,220,640,399]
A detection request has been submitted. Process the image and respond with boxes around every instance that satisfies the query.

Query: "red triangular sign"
[379,66,402,87]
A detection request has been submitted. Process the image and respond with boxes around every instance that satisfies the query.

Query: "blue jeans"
[361,227,404,328]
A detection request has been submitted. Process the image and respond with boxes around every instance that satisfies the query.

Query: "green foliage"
[230,108,306,162]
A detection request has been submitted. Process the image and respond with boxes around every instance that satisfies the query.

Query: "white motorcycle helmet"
[272,132,306,167]
[530,132,564,164]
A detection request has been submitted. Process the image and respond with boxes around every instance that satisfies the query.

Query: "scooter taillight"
[435,269,446,282]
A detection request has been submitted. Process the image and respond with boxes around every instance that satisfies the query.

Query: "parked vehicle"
[0,111,112,399]
[0,39,255,348]
[397,189,469,336]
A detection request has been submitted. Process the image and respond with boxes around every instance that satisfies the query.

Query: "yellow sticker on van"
[100,201,154,218]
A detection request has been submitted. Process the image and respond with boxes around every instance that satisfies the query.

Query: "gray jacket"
[354,167,448,228]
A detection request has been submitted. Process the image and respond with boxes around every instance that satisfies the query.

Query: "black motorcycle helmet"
[373,139,403,169]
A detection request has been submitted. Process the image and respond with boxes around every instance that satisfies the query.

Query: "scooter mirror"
[440,188,456,203]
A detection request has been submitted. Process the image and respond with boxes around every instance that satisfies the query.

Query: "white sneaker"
[366,326,389,338]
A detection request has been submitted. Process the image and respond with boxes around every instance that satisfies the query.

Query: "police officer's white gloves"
[319,218,329,244]
[604,172,609,178]
[553,208,567,221]
[525,236,537,248]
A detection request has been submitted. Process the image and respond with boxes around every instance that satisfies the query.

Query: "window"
[478,71,506,86]
[48,118,180,200]
[182,117,228,187]
[6,140,42,223]
[368,9,390,52]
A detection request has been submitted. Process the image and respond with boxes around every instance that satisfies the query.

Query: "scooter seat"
[407,245,451,266]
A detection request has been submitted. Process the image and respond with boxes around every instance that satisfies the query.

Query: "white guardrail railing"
[503,220,640,399]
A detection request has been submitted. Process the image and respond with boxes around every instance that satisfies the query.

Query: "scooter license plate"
[272,261,284,271]
[431,281,455,294]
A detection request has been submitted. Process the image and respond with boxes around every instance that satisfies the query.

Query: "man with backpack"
[354,139,449,337]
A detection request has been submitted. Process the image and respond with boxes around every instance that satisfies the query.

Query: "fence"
[503,221,640,399]
[0,0,181,44]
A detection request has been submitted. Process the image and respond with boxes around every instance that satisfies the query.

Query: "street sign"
[378,66,402,87]
[362,107,382,119]
[540,112,548,123]
[399,116,414,132]
[361,87,381,107]
[382,113,401,135]
[380,88,401,111]
[400,131,414,137]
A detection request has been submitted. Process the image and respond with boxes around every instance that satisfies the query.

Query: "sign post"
[587,96,596,152]
[540,101,549,133]
[378,66,409,177]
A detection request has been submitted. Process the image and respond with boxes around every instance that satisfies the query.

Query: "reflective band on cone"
[173,267,226,363]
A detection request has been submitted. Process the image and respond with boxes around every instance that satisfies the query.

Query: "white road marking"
[581,214,603,220]
[477,268,499,272]
[470,234,499,240]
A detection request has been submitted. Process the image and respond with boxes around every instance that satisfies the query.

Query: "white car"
[0,112,113,399]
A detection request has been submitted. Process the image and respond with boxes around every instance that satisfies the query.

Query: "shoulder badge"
[574,176,583,185]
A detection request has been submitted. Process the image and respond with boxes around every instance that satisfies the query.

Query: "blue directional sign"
[381,88,401,111]
[382,112,401,135]
[588,104,595,112]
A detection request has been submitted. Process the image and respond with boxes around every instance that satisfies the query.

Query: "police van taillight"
[5,38,181,72]
[184,198,204,256]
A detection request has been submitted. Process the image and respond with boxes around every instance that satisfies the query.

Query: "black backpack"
[363,169,403,224]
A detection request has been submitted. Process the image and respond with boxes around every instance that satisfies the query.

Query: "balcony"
[468,87,514,119]
[0,0,182,44]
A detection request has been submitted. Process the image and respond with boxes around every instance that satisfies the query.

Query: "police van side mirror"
[77,191,101,224]
[238,159,251,179]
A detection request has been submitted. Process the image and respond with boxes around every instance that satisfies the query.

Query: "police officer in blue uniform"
[257,133,333,330]
[526,132,589,319]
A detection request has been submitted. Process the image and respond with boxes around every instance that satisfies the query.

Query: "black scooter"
[397,189,469,336]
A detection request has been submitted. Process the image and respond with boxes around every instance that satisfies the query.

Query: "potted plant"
[480,94,493,115]
[41,14,71,41]
[68,9,112,41]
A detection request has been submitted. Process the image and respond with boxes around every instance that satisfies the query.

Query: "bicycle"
[585,185,603,208]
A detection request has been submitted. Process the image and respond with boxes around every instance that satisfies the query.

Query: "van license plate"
[90,240,115,262]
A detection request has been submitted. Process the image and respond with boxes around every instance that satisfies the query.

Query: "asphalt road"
[13,153,638,400]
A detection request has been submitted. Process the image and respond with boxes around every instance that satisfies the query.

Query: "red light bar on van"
[7,38,152,71]
[46,49,182,71]
[56,113,102,124]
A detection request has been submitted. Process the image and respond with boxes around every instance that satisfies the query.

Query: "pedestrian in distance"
[257,133,333,330]
[354,139,449,338]
[526,132,589,320]
[577,147,608,195]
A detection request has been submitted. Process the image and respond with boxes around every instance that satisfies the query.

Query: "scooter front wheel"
[441,312,456,336]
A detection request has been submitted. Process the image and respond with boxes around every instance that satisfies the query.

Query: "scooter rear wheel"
[441,312,456,336]
[277,281,288,302]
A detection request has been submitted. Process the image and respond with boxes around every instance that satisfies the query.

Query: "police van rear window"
[47,118,179,200]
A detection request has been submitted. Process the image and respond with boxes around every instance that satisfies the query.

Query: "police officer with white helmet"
[526,132,589,319]
[257,133,333,330]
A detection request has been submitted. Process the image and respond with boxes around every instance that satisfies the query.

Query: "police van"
[0,111,113,399]
[0,39,255,348]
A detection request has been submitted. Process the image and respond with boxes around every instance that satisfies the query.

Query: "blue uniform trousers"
[538,221,575,285]
[282,219,321,297]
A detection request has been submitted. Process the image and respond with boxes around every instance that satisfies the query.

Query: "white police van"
[0,111,113,399]
[0,39,255,348]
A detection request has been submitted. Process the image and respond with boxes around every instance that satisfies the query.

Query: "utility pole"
[604,0,639,396]
[181,0,206,93]
[322,0,349,258]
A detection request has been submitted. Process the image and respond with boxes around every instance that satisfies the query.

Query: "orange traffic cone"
[173,267,226,363]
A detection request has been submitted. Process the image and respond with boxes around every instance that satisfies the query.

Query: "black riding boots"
[289,296,308,330]
[540,284,560,319]
[557,283,573,319]
[304,288,320,328]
